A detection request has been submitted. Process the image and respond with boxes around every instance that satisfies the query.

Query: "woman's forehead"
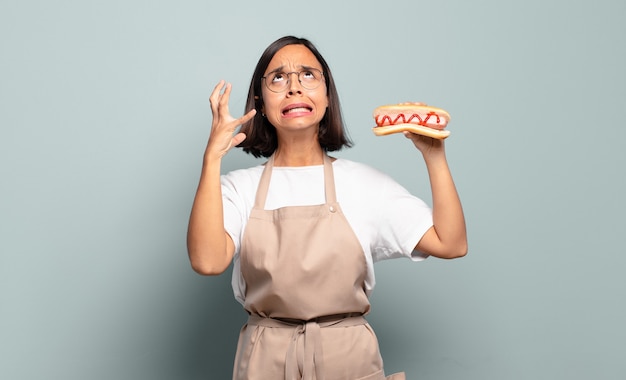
[267,45,321,71]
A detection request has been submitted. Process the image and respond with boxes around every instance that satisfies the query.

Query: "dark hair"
[237,36,352,158]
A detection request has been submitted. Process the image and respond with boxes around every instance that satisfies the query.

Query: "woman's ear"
[254,95,265,116]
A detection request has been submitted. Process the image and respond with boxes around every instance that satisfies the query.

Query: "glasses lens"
[266,72,287,92]
[299,69,323,90]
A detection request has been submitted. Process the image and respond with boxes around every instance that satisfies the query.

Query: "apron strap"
[254,155,274,209]
[322,154,337,204]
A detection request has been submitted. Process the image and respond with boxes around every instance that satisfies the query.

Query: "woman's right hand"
[206,80,257,160]
[188,80,256,275]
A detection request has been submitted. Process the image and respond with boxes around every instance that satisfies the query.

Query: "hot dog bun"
[372,102,451,139]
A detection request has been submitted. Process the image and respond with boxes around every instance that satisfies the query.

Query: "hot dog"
[372,102,451,139]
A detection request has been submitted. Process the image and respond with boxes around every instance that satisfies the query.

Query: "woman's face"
[261,44,329,135]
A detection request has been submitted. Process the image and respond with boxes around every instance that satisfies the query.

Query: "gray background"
[1,0,625,379]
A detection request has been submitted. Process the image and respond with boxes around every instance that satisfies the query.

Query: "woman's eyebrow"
[299,65,323,71]
[266,65,285,75]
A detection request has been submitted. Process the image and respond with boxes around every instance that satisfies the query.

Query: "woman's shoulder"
[334,158,395,182]
[221,164,264,190]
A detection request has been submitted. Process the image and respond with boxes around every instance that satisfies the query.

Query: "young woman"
[187,36,467,380]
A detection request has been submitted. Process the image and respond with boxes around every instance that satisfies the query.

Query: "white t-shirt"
[221,158,433,305]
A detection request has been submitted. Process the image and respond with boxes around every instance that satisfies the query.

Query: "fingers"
[205,81,258,157]
[403,131,424,143]
[231,132,247,147]
[209,80,226,115]
[404,131,434,143]
[219,82,232,117]
[239,108,257,125]
[210,81,254,125]
[209,80,234,120]
[403,131,443,153]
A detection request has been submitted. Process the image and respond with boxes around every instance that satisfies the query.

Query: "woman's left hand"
[403,131,445,158]
[403,130,467,259]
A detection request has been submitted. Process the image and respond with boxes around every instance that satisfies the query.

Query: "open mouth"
[282,104,313,115]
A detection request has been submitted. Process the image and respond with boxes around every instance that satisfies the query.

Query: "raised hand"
[206,80,257,160]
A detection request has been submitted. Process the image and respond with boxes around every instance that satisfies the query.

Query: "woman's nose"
[287,73,303,94]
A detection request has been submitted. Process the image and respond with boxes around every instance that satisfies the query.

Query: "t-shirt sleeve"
[221,173,248,256]
[370,173,433,263]
[221,171,254,306]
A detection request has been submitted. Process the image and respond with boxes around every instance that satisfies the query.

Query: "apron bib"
[232,154,405,380]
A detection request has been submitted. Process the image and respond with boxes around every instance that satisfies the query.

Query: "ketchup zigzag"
[375,112,442,127]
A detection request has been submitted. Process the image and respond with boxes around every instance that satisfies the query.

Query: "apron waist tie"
[247,314,367,380]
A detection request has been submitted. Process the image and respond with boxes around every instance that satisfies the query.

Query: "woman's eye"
[272,73,285,82]
[302,71,314,79]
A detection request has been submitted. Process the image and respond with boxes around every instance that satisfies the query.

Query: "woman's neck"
[273,137,325,167]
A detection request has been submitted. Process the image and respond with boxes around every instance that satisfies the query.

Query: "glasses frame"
[261,68,325,93]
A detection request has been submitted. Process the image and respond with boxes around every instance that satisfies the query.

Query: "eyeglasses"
[262,68,324,93]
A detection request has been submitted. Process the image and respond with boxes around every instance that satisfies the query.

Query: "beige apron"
[232,154,405,380]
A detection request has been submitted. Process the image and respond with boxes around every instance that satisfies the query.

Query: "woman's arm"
[187,81,256,275]
[405,132,468,259]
